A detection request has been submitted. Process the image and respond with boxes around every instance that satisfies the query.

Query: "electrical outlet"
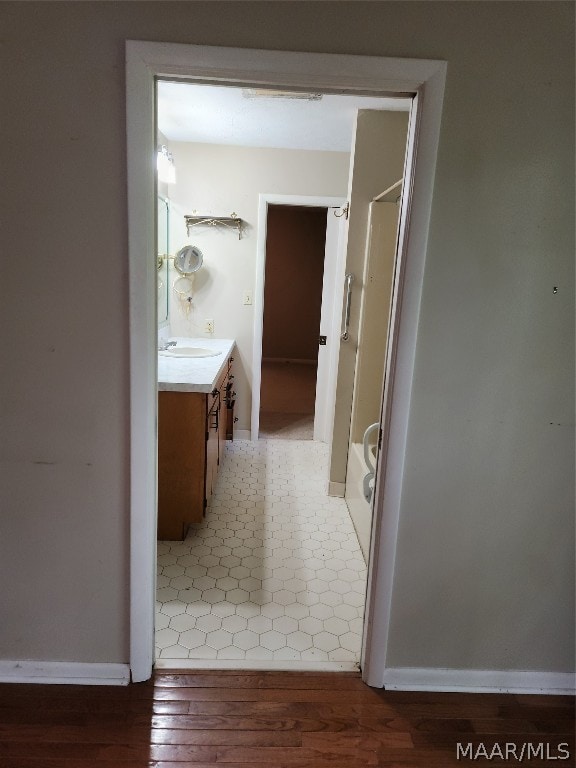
[203,319,214,334]
[243,290,253,306]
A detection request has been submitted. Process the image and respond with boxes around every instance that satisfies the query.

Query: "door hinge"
[319,335,327,346]
[378,428,383,450]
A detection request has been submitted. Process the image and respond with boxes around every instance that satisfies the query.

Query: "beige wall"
[0,2,573,675]
[165,143,349,431]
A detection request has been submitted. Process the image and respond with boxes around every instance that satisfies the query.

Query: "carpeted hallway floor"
[259,361,317,440]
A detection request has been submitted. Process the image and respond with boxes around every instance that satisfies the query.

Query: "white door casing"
[126,41,446,684]
[314,205,349,444]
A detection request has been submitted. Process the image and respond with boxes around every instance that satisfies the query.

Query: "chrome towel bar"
[340,273,354,341]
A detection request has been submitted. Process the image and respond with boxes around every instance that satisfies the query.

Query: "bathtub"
[345,440,377,564]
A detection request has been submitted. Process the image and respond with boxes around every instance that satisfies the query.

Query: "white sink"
[159,347,222,358]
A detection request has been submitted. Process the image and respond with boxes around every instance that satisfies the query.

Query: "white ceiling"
[157,81,411,152]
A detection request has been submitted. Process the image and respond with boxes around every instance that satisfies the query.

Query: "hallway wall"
[0,2,573,679]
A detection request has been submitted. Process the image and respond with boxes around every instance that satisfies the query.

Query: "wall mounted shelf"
[184,213,245,240]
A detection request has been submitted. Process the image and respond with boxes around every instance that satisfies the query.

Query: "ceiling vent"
[242,88,323,101]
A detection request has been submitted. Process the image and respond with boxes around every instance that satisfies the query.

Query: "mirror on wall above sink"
[157,196,169,326]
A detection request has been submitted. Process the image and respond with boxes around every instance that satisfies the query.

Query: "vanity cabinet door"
[157,391,206,540]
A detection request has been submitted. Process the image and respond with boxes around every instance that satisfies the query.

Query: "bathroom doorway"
[126,41,447,683]
[153,113,373,669]
[152,99,409,669]
[153,86,408,670]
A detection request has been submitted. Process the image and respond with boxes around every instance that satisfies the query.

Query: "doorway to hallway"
[259,205,327,441]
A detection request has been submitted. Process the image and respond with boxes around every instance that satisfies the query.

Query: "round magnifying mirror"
[174,245,203,275]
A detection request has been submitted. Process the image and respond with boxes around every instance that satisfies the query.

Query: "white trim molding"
[383,667,576,695]
[0,661,130,686]
[126,40,446,685]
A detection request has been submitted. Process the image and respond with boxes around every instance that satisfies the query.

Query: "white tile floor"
[155,439,367,670]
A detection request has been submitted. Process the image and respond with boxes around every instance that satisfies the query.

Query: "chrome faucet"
[158,340,177,351]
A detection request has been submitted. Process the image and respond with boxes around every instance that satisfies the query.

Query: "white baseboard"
[233,429,251,441]
[0,660,130,686]
[383,667,576,695]
[328,481,345,497]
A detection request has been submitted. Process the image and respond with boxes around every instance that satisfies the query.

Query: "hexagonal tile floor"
[156,439,367,669]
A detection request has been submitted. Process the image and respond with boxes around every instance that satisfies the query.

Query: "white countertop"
[157,337,235,393]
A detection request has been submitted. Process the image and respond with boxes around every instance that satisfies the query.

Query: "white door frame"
[251,194,347,442]
[126,41,446,684]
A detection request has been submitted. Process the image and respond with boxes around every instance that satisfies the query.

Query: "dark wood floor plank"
[0,742,217,761]
[411,731,576,750]
[0,762,373,768]
[0,698,188,715]
[156,686,389,705]
[302,731,413,749]
[514,693,575,707]
[529,718,575,734]
[184,700,403,719]
[145,712,382,732]
[0,724,300,747]
[214,744,380,764]
[469,716,574,734]
[385,701,574,720]
[154,672,369,690]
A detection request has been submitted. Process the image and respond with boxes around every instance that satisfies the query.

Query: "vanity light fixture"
[157,144,176,184]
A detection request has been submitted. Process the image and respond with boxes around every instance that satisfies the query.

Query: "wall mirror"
[174,245,203,275]
[157,196,169,326]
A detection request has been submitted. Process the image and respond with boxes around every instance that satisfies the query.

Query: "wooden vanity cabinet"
[157,357,234,540]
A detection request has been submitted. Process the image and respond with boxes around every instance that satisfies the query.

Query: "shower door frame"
[126,41,446,685]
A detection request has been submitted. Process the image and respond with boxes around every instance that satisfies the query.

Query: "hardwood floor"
[0,670,573,767]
